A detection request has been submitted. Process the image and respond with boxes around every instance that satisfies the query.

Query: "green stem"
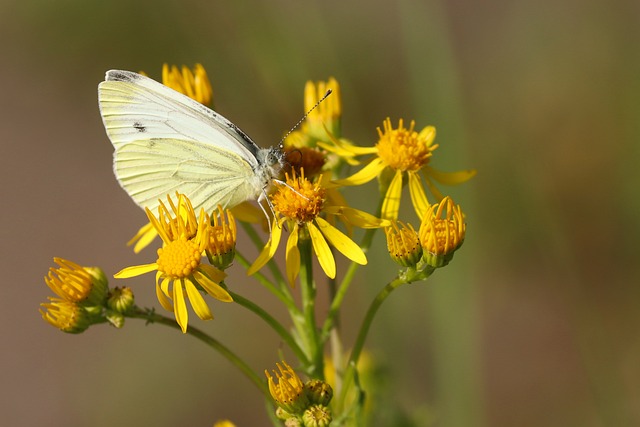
[298,237,323,378]
[229,291,309,365]
[337,277,407,406]
[128,307,269,398]
[235,249,299,314]
[320,224,380,342]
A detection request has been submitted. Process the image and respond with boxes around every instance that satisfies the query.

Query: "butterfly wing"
[98,69,261,166]
[115,138,259,214]
[98,70,265,212]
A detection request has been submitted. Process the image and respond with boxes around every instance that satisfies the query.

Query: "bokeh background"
[2,0,639,426]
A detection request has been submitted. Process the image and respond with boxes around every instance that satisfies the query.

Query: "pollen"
[376,118,436,171]
[271,170,326,224]
[156,236,201,278]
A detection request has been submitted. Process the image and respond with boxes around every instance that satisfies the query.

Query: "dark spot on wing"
[133,122,146,133]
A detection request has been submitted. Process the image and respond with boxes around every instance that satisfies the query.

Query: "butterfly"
[98,70,286,216]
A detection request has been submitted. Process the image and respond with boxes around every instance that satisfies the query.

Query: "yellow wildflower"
[115,194,232,333]
[40,298,92,334]
[162,63,213,107]
[44,257,108,306]
[248,170,386,284]
[326,118,476,220]
[419,196,466,268]
[265,361,309,414]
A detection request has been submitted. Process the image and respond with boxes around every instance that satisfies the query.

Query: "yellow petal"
[315,217,367,265]
[173,279,188,333]
[307,222,336,279]
[193,270,233,302]
[155,273,174,312]
[424,166,477,186]
[114,263,158,279]
[423,174,445,201]
[334,158,386,186]
[185,279,213,320]
[324,206,390,228]
[418,126,436,146]
[127,222,157,253]
[230,201,264,224]
[247,219,282,275]
[198,263,227,283]
[285,224,300,287]
[381,170,403,220]
[408,171,430,218]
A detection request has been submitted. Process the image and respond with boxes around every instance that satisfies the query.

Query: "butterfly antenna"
[278,89,333,148]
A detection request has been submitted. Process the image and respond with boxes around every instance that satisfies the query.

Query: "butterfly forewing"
[98,70,260,165]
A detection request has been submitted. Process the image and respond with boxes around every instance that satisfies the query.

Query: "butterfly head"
[256,146,287,189]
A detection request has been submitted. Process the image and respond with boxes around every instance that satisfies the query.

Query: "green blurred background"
[2,0,639,425]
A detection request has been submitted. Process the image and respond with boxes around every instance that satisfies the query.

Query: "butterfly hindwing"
[114,138,259,214]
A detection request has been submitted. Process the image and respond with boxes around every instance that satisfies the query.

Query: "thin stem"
[298,236,323,378]
[337,277,406,407]
[229,291,309,365]
[235,249,299,315]
[128,307,269,398]
[320,225,379,341]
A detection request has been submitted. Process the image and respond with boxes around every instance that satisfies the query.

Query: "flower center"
[271,172,326,224]
[422,219,461,255]
[156,236,201,278]
[376,118,433,171]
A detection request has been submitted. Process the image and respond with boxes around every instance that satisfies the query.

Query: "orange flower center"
[271,171,326,223]
[156,236,201,278]
[376,118,434,171]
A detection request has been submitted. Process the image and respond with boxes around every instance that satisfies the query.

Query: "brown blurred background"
[2,0,639,426]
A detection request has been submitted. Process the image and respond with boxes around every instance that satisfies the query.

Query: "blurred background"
[2,0,639,425]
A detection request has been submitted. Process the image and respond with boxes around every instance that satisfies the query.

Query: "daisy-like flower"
[45,258,108,306]
[302,77,342,142]
[283,78,356,178]
[248,170,386,285]
[40,298,92,334]
[419,196,466,268]
[384,222,423,267]
[206,205,237,271]
[162,63,213,107]
[114,194,232,333]
[325,118,476,220]
[265,361,309,414]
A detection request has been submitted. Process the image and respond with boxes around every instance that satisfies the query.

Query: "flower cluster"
[41,64,476,425]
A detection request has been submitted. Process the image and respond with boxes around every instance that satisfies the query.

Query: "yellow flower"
[327,118,476,220]
[303,77,342,141]
[162,63,213,107]
[384,222,423,267]
[128,192,199,253]
[44,258,108,306]
[248,170,386,284]
[213,421,236,427]
[265,361,309,414]
[284,78,350,175]
[40,298,92,334]
[115,194,232,333]
[419,196,466,268]
[206,205,237,270]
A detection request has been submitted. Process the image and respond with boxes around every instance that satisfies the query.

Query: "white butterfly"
[98,70,286,215]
